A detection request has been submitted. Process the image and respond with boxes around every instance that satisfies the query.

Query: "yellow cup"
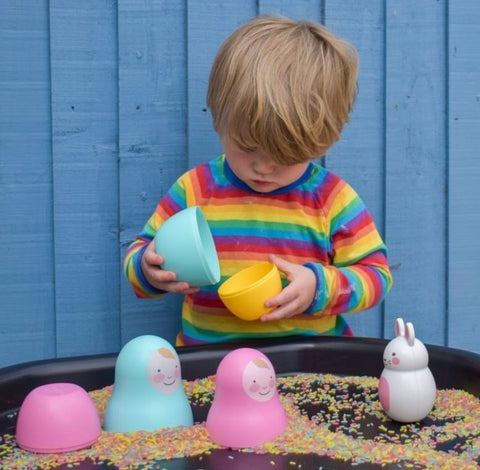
[218,262,282,321]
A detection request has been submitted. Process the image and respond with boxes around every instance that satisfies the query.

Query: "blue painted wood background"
[1,0,479,368]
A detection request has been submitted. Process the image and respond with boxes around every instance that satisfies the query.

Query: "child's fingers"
[264,282,296,308]
[260,302,298,321]
[180,286,201,295]
[154,273,200,294]
[168,281,194,293]
[262,287,301,321]
[144,244,164,266]
[165,281,200,294]
[156,269,176,282]
[269,253,290,272]
[269,254,297,282]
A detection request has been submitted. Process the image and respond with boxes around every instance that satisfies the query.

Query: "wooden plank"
[49,0,120,357]
[384,0,447,344]
[2,0,480,367]
[0,0,56,367]
[447,1,480,353]
[325,1,385,338]
[118,0,188,345]
[258,0,322,19]
[187,0,257,169]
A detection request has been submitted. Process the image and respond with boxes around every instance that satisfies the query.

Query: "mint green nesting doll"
[104,335,193,432]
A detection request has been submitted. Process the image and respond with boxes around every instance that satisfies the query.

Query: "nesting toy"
[154,206,220,286]
[379,318,436,422]
[206,347,287,447]
[16,383,101,453]
[218,262,282,320]
[104,335,193,432]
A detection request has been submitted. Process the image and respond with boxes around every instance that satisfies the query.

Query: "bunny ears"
[395,318,415,346]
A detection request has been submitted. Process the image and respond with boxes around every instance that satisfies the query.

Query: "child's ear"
[395,317,405,337]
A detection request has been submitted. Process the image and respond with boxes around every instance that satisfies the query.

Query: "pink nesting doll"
[206,348,287,448]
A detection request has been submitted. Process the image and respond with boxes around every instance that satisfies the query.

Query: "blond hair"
[207,15,359,164]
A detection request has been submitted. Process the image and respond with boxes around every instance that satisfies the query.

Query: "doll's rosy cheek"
[154,373,165,383]
[249,383,260,393]
[392,357,400,365]
[175,369,180,378]
[269,378,275,388]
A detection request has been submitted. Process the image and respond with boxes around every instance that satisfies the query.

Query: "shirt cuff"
[302,262,325,314]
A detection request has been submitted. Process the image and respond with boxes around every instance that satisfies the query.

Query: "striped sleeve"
[304,181,392,315]
[123,178,188,298]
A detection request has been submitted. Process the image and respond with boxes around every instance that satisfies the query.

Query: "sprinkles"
[1,373,480,469]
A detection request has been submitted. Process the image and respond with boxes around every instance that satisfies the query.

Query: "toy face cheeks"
[147,351,181,394]
[242,359,276,402]
[384,352,400,367]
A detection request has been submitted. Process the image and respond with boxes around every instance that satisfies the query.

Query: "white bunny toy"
[378,318,436,422]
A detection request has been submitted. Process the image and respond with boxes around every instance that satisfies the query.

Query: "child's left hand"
[261,254,317,322]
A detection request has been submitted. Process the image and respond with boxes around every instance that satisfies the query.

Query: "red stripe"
[216,242,325,259]
[333,214,374,245]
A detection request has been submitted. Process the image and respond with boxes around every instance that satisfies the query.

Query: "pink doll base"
[206,348,287,448]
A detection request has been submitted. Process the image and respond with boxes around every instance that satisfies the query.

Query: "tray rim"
[1,335,480,412]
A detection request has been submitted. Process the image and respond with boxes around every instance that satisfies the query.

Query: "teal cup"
[154,206,220,286]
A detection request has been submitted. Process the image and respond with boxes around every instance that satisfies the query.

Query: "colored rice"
[1,373,479,469]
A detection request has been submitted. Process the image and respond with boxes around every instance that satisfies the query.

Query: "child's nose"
[253,155,276,174]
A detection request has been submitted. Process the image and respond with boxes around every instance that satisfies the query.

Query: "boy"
[124,15,392,346]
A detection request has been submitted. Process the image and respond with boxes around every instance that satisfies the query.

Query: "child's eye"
[235,141,256,153]
[232,138,257,153]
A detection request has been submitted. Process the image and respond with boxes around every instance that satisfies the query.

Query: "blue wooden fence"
[1,0,479,368]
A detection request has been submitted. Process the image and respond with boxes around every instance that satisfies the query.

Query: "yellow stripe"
[150,211,164,231]
[182,177,197,207]
[335,231,383,263]
[330,184,356,219]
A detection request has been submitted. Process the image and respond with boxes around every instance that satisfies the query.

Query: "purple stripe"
[341,209,370,233]
[163,193,183,213]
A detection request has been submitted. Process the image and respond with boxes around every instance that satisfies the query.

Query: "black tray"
[1,336,480,469]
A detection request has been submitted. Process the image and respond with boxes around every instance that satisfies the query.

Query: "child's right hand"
[141,241,200,295]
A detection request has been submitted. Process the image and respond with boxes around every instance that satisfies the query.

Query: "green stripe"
[182,318,340,342]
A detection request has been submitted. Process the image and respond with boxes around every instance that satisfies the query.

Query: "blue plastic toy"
[104,335,193,432]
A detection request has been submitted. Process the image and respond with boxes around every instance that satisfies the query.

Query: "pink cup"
[16,383,101,453]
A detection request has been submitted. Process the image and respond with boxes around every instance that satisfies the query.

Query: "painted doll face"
[242,358,276,402]
[147,348,181,394]
[382,338,428,371]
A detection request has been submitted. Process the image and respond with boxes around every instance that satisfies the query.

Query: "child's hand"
[260,254,316,322]
[141,242,200,295]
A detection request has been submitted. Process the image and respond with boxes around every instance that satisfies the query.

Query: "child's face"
[222,138,309,193]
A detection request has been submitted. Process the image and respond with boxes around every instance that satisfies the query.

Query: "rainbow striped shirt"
[124,155,392,346]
